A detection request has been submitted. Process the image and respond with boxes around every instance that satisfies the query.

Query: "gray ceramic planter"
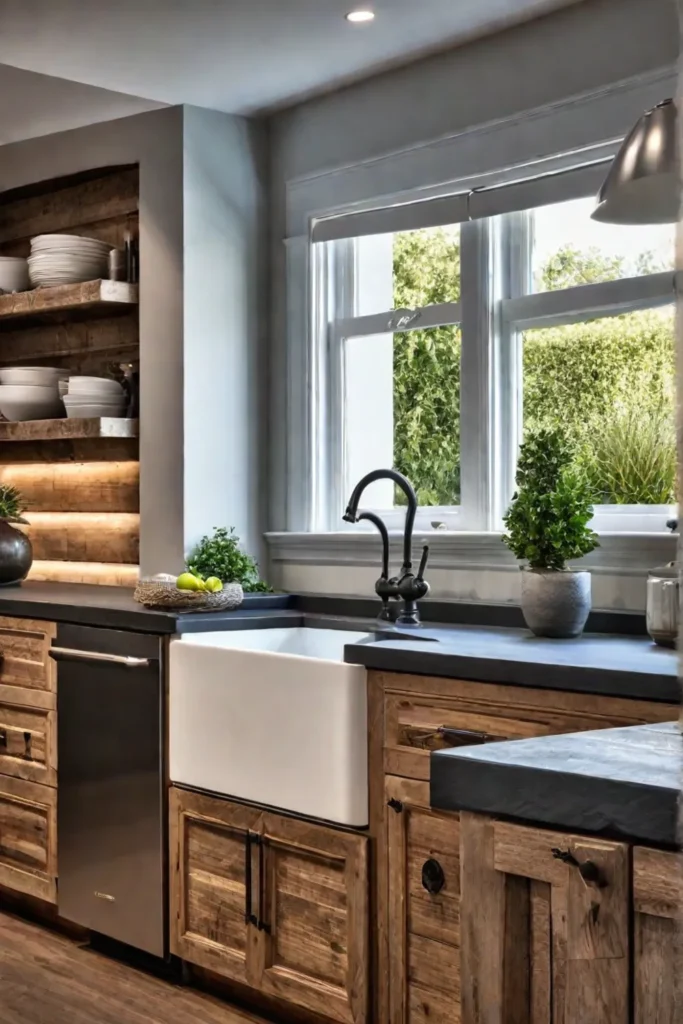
[520,568,591,639]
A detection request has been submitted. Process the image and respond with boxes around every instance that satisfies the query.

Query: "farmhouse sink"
[169,628,374,826]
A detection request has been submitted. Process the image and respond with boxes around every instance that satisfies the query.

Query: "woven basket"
[134,577,244,612]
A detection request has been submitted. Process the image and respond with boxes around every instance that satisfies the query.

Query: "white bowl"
[68,376,123,394]
[0,383,59,399]
[64,403,126,419]
[0,257,29,293]
[0,384,64,421]
[0,366,70,387]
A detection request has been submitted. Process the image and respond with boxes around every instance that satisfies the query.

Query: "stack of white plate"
[63,376,126,419]
[28,234,113,288]
[0,367,69,421]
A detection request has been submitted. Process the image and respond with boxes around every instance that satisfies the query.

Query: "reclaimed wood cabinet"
[459,814,631,1024]
[370,670,679,1024]
[170,787,369,1024]
[633,847,683,1023]
[0,616,58,903]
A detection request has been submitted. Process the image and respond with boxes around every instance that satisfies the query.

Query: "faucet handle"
[417,545,429,582]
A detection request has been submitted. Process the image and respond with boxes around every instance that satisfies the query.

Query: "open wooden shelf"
[0,279,138,329]
[0,418,138,442]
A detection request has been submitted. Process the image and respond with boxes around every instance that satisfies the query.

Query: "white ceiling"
[0,0,584,115]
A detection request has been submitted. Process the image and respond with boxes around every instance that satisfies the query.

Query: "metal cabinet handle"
[422,858,446,895]
[257,836,271,934]
[244,832,257,925]
[439,727,493,746]
[49,647,154,669]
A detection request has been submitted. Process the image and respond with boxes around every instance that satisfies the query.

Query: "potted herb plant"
[502,429,598,638]
[0,485,32,586]
[187,527,271,593]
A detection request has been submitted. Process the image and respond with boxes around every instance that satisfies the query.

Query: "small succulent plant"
[0,485,29,525]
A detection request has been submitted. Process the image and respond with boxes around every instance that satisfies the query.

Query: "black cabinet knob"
[421,858,445,895]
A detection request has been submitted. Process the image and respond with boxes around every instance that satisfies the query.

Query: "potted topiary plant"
[503,428,599,638]
[0,485,32,586]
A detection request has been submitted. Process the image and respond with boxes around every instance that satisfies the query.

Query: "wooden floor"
[0,909,264,1024]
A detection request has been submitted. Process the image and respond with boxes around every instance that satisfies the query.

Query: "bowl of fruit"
[134,571,243,611]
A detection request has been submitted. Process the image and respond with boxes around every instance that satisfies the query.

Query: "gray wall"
[183,107,267,565]
[267,0,679,537]
[0,63,164,145]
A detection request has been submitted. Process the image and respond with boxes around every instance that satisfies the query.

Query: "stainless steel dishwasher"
[51,624,166,958]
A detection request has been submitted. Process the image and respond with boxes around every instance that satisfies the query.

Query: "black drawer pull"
[551,848,606,888]
[387,798,404,813]
[257,835,271,934]
[244,832,257,925]
[439,727,493,746]
[422,859,446,895]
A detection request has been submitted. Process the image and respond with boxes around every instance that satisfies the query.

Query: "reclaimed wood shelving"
[0,418,138,442]
[0,280,138,330]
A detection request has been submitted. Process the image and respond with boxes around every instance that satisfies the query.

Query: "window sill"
[265,530,677,576]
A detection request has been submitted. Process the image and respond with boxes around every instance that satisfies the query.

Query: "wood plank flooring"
[0,909,264,1024]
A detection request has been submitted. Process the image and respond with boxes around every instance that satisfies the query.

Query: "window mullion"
[459,219,494,530]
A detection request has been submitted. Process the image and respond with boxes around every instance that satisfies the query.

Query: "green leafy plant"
[187,527,271,593]
[587,404,676,505]
[0,485,28,524]
[502,429,599,571]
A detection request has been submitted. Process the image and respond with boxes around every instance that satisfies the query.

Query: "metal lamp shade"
[592,99,679,224]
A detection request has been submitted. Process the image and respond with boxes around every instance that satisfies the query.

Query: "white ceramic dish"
[0,384,64,421]
[31,234,112,251]
[0,366,69,386]
[63,403,126,419]
[68,376,123,394]
[0,257,29,293]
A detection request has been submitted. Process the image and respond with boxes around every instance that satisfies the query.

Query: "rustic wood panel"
[0,418,138,442]
[0,775,56,904]
[170,787,261,989]
[633,846,683,1024]
[0,438,139,464]
[0,462,139,513]
[529,881,551,1024]
[0,166,139,247]
[633,847,683,918]
[0,281,137,329]
[21,512,139,563]
[0,701,56,787]
[27,560,138,586]
[0,316,137,365]
[258,811,369,1024]
[382,685,678,781]
[0,617,56,708]
[408,984,460,1024]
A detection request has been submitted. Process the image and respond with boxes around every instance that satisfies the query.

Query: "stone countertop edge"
[344,636,679,704]
[430,723,681,847]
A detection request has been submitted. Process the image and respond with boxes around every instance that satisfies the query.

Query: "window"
[313,159,677,534]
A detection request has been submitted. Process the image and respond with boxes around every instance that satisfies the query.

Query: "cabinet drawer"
[0,774,57,904]
[381,676,678,781]
[0,701,56,786]
[0,616,57,710]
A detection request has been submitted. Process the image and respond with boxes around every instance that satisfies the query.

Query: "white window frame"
[315,186,676,536]
[275,67,678,550]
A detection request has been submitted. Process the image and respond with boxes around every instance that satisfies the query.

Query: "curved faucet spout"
[343,468,417,573]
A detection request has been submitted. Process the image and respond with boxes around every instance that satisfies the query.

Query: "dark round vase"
[0,520,33,585]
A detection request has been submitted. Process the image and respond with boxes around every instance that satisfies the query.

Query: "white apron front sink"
[169,628,373,826]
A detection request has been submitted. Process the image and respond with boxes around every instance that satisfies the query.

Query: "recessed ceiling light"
[346,9,375,23]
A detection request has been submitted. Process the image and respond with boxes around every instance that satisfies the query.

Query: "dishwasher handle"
[49,647,156,669]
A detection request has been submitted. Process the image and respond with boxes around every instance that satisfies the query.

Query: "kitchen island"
[430,722,682,1023]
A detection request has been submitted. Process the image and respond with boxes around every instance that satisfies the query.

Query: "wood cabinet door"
[170,788,262,988]
[256,811,369,1024]
[633,847,683,1023]
[0,700,57,786]
[385,775,461,1024]
[0,617,57,710]
[0,774,57,903]
[460,814,630,1024]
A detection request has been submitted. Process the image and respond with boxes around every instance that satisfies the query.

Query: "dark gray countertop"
[0,581,297,633]
[430,721,681,846]
[344,625,679,703]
